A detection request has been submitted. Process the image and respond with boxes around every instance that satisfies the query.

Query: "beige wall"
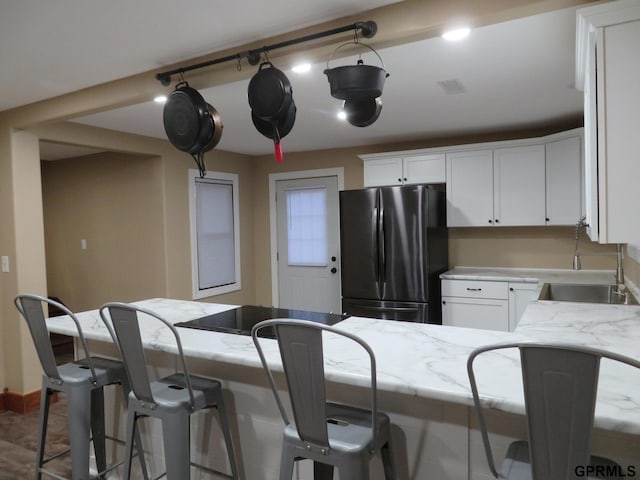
[626,252,640,286]
[39,132,257,310]
[42,153,167,311]
[449,226,616,269]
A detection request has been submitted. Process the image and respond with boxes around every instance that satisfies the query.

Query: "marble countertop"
[46,295,640,436]
[440,266,618,285]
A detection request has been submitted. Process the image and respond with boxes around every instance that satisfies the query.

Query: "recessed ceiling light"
[292,62,312,74]
[337,110,347,121]
[442,27,471,42]
[153,95,167,104]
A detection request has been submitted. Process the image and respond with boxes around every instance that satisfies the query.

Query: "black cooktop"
[175,305,349,339]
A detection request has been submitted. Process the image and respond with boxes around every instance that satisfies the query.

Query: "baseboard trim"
[1,389,54,414]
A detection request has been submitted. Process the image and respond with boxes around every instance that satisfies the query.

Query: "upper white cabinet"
[493,145,546,226]
[576,1,640,243]
[446,150,494,227]
[361,128,583,227]
[362,153,445,187]
[545,135,583,226]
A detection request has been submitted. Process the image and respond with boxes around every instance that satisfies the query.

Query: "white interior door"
[276,176,341,313]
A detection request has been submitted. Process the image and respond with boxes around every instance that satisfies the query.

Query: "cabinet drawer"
[441,279,508,299]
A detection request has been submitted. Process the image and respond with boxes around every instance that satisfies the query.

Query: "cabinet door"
[441,297,509,331]
[545,135,582,226]
[507,283,538,331]
[493,145,546,226]
[403,154,446,184]
[363,157,403,187]
[446,150,494,227]
[597,19,640,243]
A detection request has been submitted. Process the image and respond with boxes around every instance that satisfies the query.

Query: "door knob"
[331,256,337,262]
[330,267,337,274]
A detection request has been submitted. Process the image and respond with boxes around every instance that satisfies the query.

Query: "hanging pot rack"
[155,21,377,86]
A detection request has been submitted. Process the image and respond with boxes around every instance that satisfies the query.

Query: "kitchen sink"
[538,283,638,305]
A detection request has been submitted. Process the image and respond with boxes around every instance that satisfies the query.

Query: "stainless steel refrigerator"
[339,184,448,323]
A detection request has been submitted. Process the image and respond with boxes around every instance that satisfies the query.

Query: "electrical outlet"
[1,256,9,273]
[81,239,87,250]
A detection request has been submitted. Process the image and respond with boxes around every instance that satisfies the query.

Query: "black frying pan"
[163,82,223,154]
[248,62,293,120]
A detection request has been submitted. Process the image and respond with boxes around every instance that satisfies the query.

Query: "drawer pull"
[466,288,482,292]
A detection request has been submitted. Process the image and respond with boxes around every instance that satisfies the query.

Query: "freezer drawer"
[342,298,428,323]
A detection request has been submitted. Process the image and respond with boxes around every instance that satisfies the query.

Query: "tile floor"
[0,393,72,479]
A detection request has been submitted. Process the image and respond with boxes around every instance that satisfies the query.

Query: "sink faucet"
[572,216,587,270]
[613,243,628,303]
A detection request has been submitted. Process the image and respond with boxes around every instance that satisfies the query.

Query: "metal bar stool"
[15,294,149,480]
[467,341,640,480]
[252,319,397,480]
[99,302,239,480]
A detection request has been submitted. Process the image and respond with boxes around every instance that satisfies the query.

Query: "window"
[285,187,328,266]
[189,169,240,299]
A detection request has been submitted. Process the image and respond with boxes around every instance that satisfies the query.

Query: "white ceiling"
[0,1,583,159]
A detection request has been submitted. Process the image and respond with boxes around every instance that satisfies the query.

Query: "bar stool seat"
[100,302,239,480]
[15,294,148,480]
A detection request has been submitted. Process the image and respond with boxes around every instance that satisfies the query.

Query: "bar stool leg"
[119,381,149,480]
[123,408,141,480]
[161,411,191,479]
[35,384,51,480]
[381,441,396,480]
[90,387,107,478]
[278,442,296,480]
[66,385,92,480]
[313,461,334,479]
[214,395,239,479]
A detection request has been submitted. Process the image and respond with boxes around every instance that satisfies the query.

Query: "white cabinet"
[445,131,583,228]
[442,279,537,332]
[545,135,583,226]
[445,150,494,227]
[363,154,445,187]
[508,282,538,331]
[493,145,546,226]
[441,279,509,331]
[577,2,640,243]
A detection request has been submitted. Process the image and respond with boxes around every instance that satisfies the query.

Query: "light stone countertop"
[45,291,640,436]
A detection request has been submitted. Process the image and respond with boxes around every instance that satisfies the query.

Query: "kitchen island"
[45,289,640,479]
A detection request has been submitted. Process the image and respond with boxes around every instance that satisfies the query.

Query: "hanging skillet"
[163,81,223,176]
[248,61,296,162]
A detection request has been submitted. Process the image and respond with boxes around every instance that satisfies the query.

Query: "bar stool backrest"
[99,302,195,408]
[15,294,97,382]
[252,319,378,450]
[467,342,640,479]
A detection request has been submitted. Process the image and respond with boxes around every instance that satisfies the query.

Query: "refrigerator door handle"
[372,207,380,293]
[379,207,386,286]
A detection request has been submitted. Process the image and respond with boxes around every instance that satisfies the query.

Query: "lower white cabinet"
[442,279,537,332]
[507,282,538,331]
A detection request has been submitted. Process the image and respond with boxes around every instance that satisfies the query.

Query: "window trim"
[188,169,241,299]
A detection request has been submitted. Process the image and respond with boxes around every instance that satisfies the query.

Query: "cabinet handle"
[403,177,407,181]
[495,219,500,223]
[466,288,482,292]
[509,287,514,292]
[545,217,550,222]
[488,219,493,224]
[442,301,446,305]
[398,178,402,182]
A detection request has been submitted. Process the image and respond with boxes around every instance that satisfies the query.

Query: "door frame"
[268,168,345,307]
